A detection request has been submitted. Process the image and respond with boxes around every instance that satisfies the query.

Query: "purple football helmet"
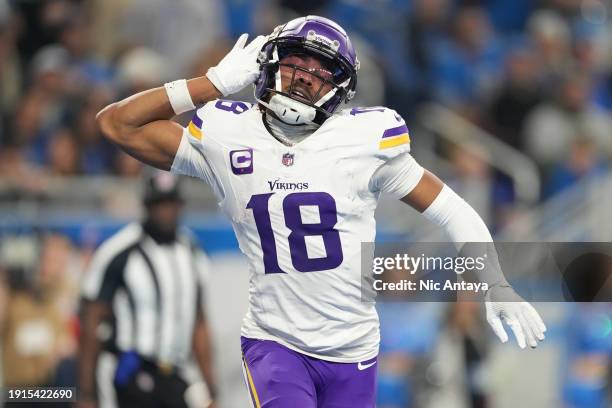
[255,16,360,124]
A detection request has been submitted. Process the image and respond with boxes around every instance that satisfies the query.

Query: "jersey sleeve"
[170,104,225,201]
[368,110,423,198]
[369,152,424,198]
[374,109,411,159]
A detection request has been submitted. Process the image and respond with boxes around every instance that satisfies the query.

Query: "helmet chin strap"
[315,77,349,107]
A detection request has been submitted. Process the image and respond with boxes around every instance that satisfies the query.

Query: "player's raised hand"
[485,285,547,349]
[206,33,267,96]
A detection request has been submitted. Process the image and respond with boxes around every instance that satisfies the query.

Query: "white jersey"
[171,100,424,362]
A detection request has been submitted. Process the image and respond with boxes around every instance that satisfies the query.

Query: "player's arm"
[400,169,546,349]
[400,170,494,243]
[96,34,267,170]
[96,78,220,170]
[372,157,496,243]
[370,153,546,348]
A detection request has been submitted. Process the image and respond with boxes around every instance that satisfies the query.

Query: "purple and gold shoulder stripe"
[187,115,204,140]
[379,124,410,149]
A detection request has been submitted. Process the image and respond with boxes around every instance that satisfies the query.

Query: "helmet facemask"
[256,39,357,125]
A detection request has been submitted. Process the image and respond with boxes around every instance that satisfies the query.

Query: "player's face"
[279,54,335,104]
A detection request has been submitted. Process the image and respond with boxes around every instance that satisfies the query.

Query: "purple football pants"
[241,337,377,408]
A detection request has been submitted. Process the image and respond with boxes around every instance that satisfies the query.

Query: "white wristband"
[164,79,196,115]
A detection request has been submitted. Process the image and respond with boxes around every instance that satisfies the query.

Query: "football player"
[96,16,546,408]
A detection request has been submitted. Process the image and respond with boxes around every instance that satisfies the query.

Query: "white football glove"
[485,284,547,349]
[206,33,267,96]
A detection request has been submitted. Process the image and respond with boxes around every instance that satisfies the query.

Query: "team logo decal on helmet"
[254,16,360,125]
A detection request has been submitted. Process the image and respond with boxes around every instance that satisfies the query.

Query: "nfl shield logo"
[282,153,294,167]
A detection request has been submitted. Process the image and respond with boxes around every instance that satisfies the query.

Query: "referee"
[78,172,217,408]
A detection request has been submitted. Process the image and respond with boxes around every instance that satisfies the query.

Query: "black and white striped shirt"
[81,223,210,365]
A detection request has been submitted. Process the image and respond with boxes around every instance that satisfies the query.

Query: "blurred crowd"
[0,0,611,201]
[1,0,611,407]
[0,233,81,390]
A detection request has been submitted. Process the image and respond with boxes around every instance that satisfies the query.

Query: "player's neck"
[263,111,319,146]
